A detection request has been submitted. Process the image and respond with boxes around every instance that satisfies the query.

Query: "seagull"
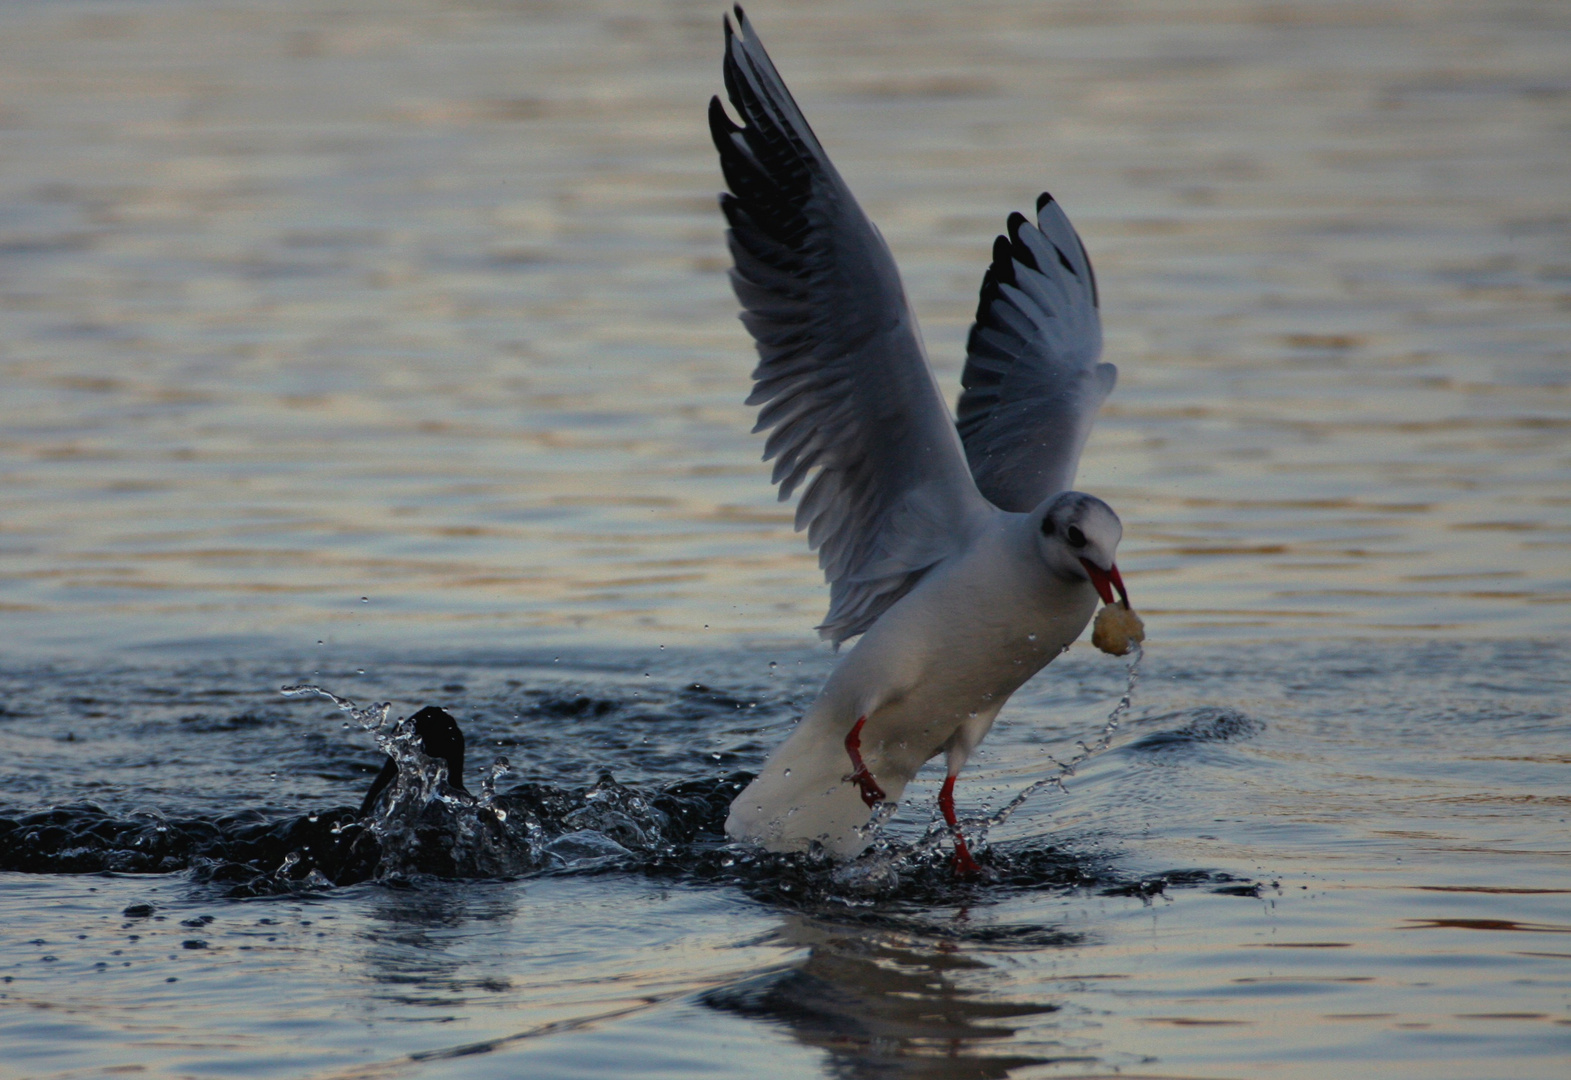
[710,9,1129,874]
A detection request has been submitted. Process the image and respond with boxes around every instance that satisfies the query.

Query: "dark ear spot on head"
[1066,525,1087,549]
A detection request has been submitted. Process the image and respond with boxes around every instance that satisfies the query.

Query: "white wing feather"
[957,195,1115,512]
[711,9,991,644]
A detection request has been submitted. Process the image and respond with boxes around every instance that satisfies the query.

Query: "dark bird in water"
[359,706,469,817]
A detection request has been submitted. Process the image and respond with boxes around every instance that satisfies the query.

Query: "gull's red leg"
[940,774,982,878]
[843,716,886,808]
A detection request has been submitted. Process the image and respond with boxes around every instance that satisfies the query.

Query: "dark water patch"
[1126,707,1265,753]
[1214,882,1268,897]
[1094,867,1267,899]
[0,803,377,890]
[0,654,811,817]
[524,693,620,720]
[0,649,1279,913]
[0,773,1265,922]
[178,711,278,733]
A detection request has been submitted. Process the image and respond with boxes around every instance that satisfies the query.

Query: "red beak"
[1078,558,1130,609]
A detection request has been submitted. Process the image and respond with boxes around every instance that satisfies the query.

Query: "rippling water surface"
[1,1,1567,1077]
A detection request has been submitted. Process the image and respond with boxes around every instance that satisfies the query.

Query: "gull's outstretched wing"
[711,8,990,644]
[957,195,1116,513]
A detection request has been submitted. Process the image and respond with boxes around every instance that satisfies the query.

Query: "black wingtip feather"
[1005,211,1040,272]
[708,95,738,147]
[1036,191,1053,213]
[991,235,1015,287]
[712,8,960,643]
[970,231,1017,324]
[972,268,997,324]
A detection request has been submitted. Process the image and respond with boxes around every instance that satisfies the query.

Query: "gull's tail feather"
[726,714,889,858]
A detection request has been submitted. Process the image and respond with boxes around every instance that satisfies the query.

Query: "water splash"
[983,640,1144,833]
[5,650,1269,912]
[834,642,1145,890]
[271,651,1142,894]
[280,683,392,732]
[280,684,523,879]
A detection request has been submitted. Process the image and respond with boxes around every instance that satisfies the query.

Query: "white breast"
[726,514,1100,857]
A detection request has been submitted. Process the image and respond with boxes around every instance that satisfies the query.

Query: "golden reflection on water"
[0,9,1566,1079]
[0,0,1567,654]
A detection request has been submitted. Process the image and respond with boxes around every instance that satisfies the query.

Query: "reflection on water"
[707,916,1077,1080]
[0,641,1565,1078]
[0,0,1568,1077]
[362,881,521,1007]
[0,0,1565,655]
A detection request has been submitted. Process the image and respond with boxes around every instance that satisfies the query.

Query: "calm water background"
[0,0,1567,1077]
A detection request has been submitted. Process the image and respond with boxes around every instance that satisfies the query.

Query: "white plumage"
[711,9,1130,868]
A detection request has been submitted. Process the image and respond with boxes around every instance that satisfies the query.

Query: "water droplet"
[783,768,792,777]
[1027,633,1037,642]
[360,597,368,603]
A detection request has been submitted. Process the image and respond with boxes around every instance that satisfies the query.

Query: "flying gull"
[710,8,1129,873]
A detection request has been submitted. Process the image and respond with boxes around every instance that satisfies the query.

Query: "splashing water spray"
[833,641,1145,892]
[281,684,522,878]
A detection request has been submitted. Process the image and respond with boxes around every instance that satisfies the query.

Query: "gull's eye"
[1066,525,1087,549]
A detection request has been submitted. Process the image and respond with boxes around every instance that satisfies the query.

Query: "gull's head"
[1035,491,1129,607]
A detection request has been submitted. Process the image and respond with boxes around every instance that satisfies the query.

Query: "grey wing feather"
[712,8,990,644]
[957,194,1115,513]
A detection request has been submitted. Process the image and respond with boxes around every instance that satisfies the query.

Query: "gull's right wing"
[957,196,1116,512]
[711,8,991,644]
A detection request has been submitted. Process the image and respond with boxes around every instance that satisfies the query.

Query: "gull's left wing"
[711,8,992,644]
